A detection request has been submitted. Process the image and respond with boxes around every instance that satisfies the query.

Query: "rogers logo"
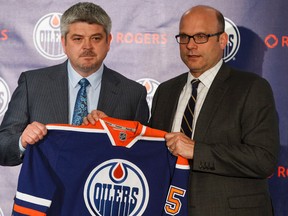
[0,29,8,41]
[223,17,240,62]
[277,165,288,178]
[33,13,65,60]
[114,32,167,45]
[265,34,288,48]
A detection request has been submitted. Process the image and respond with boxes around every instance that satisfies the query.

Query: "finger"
[92,113,100,121]
[165,133,178,148]
[86,114,96,125]
[97,110,108,118]
[22,132,40,146]
[168,146,178,156]
[31,122,47,138]
[82,117,89,125]
[21,123,47,146]
[164,132,175,140]
[31,121,47,133]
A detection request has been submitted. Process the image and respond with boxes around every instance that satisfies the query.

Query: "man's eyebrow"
[70,33,104,37]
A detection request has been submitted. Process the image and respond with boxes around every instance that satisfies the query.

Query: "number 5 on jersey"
[164,185,186,215]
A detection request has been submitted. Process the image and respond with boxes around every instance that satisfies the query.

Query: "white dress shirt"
[171,60,223,138]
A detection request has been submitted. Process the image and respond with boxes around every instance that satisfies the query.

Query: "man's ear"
[61,36,67,54]
[219,32,228,49]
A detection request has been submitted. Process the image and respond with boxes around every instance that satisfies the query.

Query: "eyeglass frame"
[175,32,224,44]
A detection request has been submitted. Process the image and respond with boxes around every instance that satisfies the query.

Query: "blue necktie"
[181,79,200,138]
[72,78,90,125]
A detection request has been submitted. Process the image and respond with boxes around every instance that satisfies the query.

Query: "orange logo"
[114,32,167,45]
[0,29,8,41]
[277,166,288,178]
[265,34,278,48]
[265,34,288,48]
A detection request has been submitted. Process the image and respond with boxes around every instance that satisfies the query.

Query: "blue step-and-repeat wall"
[0,1,287,215]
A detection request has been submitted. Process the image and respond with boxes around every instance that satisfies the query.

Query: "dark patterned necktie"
[72,78,90,125]
[180,79,200,138]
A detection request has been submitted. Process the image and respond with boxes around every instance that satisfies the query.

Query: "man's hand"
[21,121,47,149]
[82,110,108,125]
[165,132,196,159]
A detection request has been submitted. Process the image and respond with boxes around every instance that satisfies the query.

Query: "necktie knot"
[79,78,90,88]
[191,79,200,89]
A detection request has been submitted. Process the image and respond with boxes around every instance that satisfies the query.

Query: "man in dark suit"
[149,5,279,216]
[0,2,149,166]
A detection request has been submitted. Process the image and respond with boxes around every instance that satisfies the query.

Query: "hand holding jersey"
[13,117,189,215]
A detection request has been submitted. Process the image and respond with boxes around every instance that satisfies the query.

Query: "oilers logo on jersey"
[84,159,149,216]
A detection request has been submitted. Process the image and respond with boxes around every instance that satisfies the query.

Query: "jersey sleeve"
[12,143,57,215]
[163,156,190,216]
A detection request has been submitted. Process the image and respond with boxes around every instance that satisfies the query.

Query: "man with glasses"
[149,5,279,216]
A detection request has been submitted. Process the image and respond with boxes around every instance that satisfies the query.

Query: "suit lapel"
[194,64,231,140]
[151,73,187,132]
[167,74,188,131]
[97,66,121,116]
[46,62,69,123]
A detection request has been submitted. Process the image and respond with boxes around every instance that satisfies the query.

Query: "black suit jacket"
[149,63,279,216]
[0,61,149,166]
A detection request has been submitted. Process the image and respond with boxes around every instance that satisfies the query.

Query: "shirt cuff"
[19,136,26,154]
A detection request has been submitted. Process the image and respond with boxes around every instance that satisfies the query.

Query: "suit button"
[199,161,203,169]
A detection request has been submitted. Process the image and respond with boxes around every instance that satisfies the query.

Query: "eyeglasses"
[175,32,224,44]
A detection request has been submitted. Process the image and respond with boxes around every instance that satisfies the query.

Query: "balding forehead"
[180,5,224,32]
[182,5,218,18]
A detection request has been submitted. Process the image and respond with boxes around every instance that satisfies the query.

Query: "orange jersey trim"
[177,156,189,166]
[46,117,167,148]
[13,204,46,216]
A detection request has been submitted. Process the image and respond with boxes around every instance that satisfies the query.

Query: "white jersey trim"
[176,164,190,170]
[46,125,105,133]
[16,191,52,207]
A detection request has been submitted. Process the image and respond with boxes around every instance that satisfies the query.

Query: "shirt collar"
[187,59,223,88]
[67,60,103,89]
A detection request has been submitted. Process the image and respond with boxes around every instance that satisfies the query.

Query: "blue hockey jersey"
[13,117,189,216]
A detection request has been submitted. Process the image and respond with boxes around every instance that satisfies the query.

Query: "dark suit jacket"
[0,61,149,166]
[149,63,279,216]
